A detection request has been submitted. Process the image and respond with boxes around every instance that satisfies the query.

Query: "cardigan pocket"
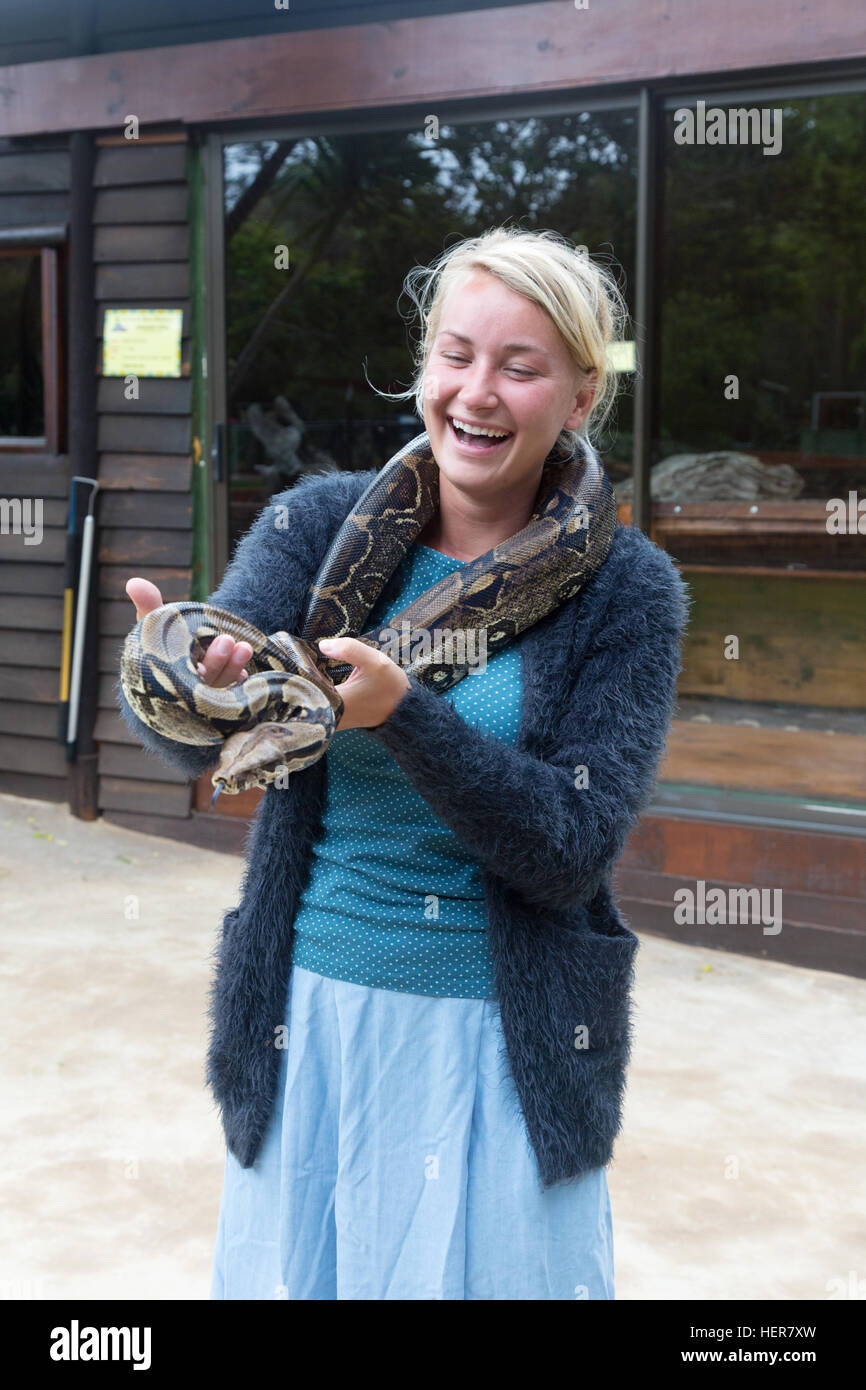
[492,892,639,1181]
[492,882,639,1061]
[552,916,638,1054]
[546,919,638,1177]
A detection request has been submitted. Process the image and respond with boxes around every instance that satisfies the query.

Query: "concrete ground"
[1,790,863,1302]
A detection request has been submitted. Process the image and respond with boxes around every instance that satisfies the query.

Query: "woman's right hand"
[125,577,253,688]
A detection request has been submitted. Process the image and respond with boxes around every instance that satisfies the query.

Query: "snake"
[119,430,617,800]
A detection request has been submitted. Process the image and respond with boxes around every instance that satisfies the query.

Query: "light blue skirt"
[209,964,614,1300]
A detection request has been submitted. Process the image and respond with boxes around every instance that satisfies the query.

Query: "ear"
[563,369,598,431]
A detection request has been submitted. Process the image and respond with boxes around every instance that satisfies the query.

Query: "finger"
[198,639,253,688]
[204,639,252,683]
[198,661,242,682]
[198,635,235,686]
[318,636,382,670]
[216,642,253,688]
[125,577,165,622]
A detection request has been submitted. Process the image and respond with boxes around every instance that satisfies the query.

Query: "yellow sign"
[607,340,637,373]
[102,308,183,378]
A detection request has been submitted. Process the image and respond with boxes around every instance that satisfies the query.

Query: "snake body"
[120,430,617,797]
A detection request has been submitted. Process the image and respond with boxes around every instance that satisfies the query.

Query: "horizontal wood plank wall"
[93,133,196,827]
[660,721,866,801]
[0,136,71,804]
[614,815,866,978]
[678,571,864,709]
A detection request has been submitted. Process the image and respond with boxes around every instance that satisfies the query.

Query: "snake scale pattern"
[120,430,617,798]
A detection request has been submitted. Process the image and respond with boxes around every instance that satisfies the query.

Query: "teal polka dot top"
[290,541,524,999]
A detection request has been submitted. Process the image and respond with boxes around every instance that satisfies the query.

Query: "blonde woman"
[121,226,688,1300]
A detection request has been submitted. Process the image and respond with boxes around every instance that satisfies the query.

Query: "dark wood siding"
[92,133,195,824]
[0,137,71,802]
[0,131,197,817]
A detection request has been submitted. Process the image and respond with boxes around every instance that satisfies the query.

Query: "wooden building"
[0,0,863,974]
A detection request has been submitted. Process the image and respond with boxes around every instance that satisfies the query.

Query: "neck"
[419,471,543,562]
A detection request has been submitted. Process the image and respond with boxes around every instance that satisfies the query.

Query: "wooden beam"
[614,811,866,977]
[618,813,866,897]
[2,1,864,138]
[661,721,866,802]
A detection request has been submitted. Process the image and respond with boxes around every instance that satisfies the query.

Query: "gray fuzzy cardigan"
[116,465,690,1190]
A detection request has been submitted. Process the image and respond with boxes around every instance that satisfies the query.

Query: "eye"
[441,353,469,364]
[507,367,536,378]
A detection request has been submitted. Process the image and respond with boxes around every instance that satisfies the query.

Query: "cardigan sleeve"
[366,534,691,912]
[114,473,338,780]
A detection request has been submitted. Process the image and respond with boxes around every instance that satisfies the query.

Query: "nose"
[455,359,500,412]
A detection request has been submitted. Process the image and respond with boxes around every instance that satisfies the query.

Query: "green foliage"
[223,93,866,494]
[224,113,638,438]
[660,93,866,462]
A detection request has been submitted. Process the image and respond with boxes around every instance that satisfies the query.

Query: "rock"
[615,450,805,502]
[243,395,338,489]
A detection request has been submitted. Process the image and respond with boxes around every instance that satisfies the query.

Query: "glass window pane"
[654,92,866,570]
[651,91,866,823]
[222,110,637,552]
[0,252,44,439]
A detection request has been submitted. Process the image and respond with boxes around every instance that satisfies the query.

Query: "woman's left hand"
[318,637,411,731]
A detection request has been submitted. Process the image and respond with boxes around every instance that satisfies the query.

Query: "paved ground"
[1,791,863,1301]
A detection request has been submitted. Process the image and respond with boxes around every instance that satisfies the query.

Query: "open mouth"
[448,415,514,453]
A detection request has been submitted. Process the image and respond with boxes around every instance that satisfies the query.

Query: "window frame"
[0,230,66,455]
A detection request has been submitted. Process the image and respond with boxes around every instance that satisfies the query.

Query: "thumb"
[126,577,164,622]
[318,636,382,670]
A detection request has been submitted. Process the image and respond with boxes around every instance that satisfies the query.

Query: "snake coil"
[120,431,617,797]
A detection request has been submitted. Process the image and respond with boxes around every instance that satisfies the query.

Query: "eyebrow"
[438,329,551,359]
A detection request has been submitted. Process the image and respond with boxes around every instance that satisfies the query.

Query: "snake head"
[210,691,341,798]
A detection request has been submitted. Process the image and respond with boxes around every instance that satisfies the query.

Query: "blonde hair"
[374,225,631,456]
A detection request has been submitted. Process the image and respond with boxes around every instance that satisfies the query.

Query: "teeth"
[451,417,511,439]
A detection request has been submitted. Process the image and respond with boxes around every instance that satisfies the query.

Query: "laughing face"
[422,269,595,505]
